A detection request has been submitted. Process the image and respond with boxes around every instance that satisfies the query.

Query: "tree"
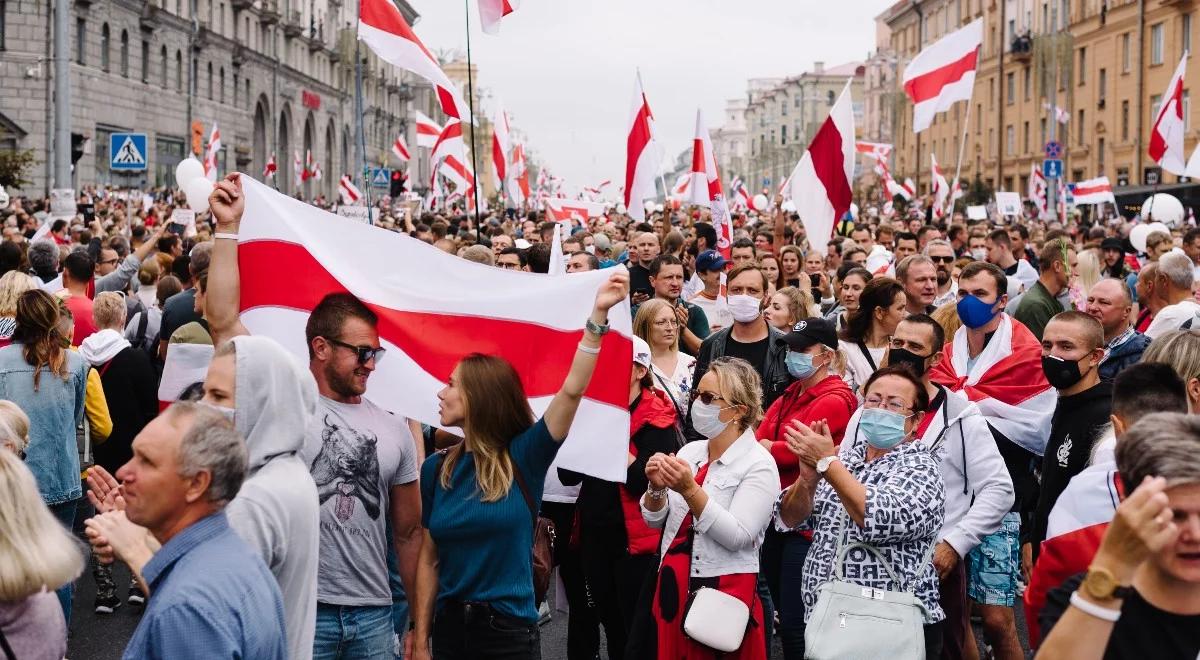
[0,127,36,190]
[965,176,993,206]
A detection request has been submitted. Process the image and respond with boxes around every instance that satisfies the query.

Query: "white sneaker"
[537,601,552,626]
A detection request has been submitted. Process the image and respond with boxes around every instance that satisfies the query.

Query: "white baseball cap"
[632,335,652,368]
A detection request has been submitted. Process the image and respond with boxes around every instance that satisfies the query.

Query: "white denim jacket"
[641,428,781,578]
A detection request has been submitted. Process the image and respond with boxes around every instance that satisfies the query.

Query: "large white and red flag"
[624,72,660,221]
[668,174,690,201]
[903,18,983,133]
[293,151,304,189]
[392,135,410,162]
[787,81,855,256]
[1072,176,1116,206]
[491,101,512,196]
[338,175,363,205]
[263,153,277,180]
[414,111,443,148]
[507,143,530,207]
[232,175,634,481]
[359,0,470,120]
[929,314,1055,455]
[855,141,893,159]
[158,343,216,410]
[1029,165,1049,218]
[430,119,469,186]
[686,109,733,258]
[204,123,222,182]
[544,198,606,224]
[931,154,950,219]
[1149,52,1189,175]
[478,0,520,35]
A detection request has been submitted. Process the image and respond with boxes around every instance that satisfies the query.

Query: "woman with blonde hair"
[764,286,818,332]
[634,298,696,412]
[1141,329,1200,411]
[0,400,31,455]
[0,271,38,347]
[0,449,85,660]
[408,272,628,660]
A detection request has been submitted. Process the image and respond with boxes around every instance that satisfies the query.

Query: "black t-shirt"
[1040,573,1200,659]
[628,264,653,298]
[724,335,770,372]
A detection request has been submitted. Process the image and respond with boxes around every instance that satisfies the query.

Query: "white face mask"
[971,248,987,261]
[690,400,731,439]
[727,294,762,322]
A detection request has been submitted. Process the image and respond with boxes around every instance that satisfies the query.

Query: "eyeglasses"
[653,318,680,329]
[98,258,119,266]
[863,396,914,415]
[323,337,387,365]
[929,255,955,264]
[691,390,726,405]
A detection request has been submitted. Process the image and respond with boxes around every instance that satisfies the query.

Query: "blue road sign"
[1042,159,1064,178]
[368,167,391,188]
[1044,141,1062,159]
[110,133,148,171]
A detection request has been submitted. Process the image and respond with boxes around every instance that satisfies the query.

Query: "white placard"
[50,189,75,216]
[994,192,1023,217]
[171,208,198,238]
[336,205,371,223]
[967,205,988,220]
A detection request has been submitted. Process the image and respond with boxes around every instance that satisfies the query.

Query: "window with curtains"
[1152,23,1164,65]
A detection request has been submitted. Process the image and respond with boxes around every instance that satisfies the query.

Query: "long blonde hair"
[439,354,534,502]
[0,449,85,600]
[633,299,678,352]
[0,401,31,454]
[0,271,37,318]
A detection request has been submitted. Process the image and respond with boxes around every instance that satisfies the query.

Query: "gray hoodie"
[224,336,320,660]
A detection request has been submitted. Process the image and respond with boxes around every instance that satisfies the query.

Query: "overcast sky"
[411,1,895,193]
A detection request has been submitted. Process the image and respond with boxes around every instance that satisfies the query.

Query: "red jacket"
[759,375,856,488]
[621,387,677,555]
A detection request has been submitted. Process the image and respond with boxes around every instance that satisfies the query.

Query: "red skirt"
[650,465,766,660]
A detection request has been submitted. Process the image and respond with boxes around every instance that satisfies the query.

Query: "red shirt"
[64,294,97,346]
[759,375,857,488]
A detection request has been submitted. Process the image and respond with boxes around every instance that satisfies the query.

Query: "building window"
[160,46,168,87]
[988,127,995,157]
[1122,33,1131,72]
[1098,68,1106,103]
[75,18,85,64]
[141,39,149,82]
[976,104,982,134]
[781,98,788,116]
[1186,14,1193,55]
[0,0,6,51]
[780,125,787,145]
[206,61,213,100]
[1152,23,1164,65]
[1006,125,1015,155]
[1024,66,1031,100]
[1151,94,1163,122]
[1023,121,1030,153]
[826,90,834,106]
[219,67,225,104]
[1078,47,1086,85]
[989,77,995,109]
[175,50,183,92]
[1122,99,1130,141]
[233,73,238,107]
[120,30,129,77]
[1077,109,1085,145]
[244,79,250,110]
[1041,117,1047,145]
[100,24,110,72]
[1006,72,1015,104]
[1098,137,1105,176]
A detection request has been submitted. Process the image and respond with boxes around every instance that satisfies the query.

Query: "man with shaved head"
[1085,278,1151,381]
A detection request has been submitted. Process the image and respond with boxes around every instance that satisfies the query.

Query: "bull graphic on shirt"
[310,414,383,522]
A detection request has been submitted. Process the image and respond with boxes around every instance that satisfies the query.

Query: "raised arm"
[771,195,786,255]
[543,270,630,441]
[207,174,250,346]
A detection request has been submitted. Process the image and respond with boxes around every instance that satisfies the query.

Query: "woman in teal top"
[408,271,629,660]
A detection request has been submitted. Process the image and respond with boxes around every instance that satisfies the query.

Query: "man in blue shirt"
[87,403,286,659]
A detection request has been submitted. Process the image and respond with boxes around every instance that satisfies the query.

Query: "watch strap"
[585,318,610,336]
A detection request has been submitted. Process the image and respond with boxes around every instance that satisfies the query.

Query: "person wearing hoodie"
[837,314,1014,659]
[1085,278,1151,382]
[85,334,321,660]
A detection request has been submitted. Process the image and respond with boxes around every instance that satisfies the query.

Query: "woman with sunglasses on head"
[634,298,696,414]
[641,357,781,659]
[775,367,946,659]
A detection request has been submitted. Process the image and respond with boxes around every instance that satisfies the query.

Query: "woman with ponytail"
[0,289,88,618]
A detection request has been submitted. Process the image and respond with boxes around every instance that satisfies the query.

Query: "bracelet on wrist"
[576,343,600,355]
[647,487,667,500]
[1070,591,1122,622]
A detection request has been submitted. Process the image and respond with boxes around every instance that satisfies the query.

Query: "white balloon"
[1129,224,1154,254]
[175,157,206,188]
[644,200,656,213]
[616,202,627,214]
[752,194,769,211]
[184,178,214,215]
[781,200,797,213]
[654,203,664,214]
[1140,193,1185,228]
[849,202,859,220]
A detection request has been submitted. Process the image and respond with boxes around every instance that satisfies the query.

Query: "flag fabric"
[1149,52,1189,175]
[478,0,520,35]
[669,173,690,201]
[787,81,854,257]
[931,154,950,220]
[929,314,1056,455]
[303,150,320,182]
[430,119,469,190]
[233,175,634,481]
[263,153,278,180]
[1030,165,1049,218]
[338,175,363,205]
[508,143,530,208]
[624,72,660,221]
[1042,101,1070,124]
[1072,176,1115,206]
[491,101,512,197]
[544,198,606,223]
[392,135,410,162]
[358,0,470,120]
[293,151,304,189]
[686,109,733,259]
[903,18,983,133]
[159,343,216,410]
[204,123,222,183]
[548,222,565,276]
[414,111,443,148]
[888,177,916,202]
[855,141,893,159]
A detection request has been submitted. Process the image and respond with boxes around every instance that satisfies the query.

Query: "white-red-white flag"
[1072,176,1116,206]
[686,109,733,258]
[931,154,950,220]
[544,198,606,224]
[1149,52,1189,175]
[263,153,277,180]
[855,141,893,159]
[233,175,634,481]
[624,72,660,221]
[903,18,983,133]
[1030,165,1049,218]
[392,135,410,162]
[787,81,855,256]
[204,123,222,182]
[669,173,690,201]
[359,0,470,120]
[507,143,530,208]
[293,151,304,189]
[491,101,512,196]
[430,119,469,184]
[478,0,520,35]
[414,111,443,149]
[338,175,363,205]
[1042,101,1071,125]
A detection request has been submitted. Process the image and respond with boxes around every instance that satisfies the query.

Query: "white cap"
[514,238,532,250]
[632,335,652,368]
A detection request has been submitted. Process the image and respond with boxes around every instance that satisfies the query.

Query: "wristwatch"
[816,455,840,475]
[585,318,610,336]
[1080,565,1134,601]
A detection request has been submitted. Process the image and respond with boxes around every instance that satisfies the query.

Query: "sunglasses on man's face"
[323,337,387,365]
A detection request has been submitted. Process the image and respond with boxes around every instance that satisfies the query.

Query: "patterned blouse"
[775,433,946,624]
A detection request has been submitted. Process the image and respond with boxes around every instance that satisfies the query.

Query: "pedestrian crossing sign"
[368,167,392,188]
[110,133,148,171]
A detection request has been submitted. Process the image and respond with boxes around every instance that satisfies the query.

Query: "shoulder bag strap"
[98,360,114,378]
[0,624,16,660]
[653,370,685,420]
[509,459,539,534]
[856,340,878,371]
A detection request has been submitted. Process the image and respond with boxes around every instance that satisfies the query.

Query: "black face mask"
[1042,354,1084,390]
[888,347,930,378]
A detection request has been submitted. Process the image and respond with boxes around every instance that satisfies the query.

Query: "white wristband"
[576,343,600,355]
[214,232,239,241]
[1069,591,1122,623]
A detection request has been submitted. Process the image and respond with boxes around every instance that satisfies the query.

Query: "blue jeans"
[49,498,78,625]
[314,603,395,660]
[778,533,813,660]
[387,537,408,659]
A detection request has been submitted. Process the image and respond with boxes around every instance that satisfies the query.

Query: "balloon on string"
[1129,223,1156,254]
[175,157,206,188]
[644,200,656,214]
[1140,194,1184,228]
[183,177,215,215]
[752,194,769,211]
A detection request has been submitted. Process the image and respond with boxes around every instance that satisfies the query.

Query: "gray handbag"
[804,509,935,660]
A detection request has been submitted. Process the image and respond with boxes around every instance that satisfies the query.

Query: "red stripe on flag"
[1073,184,1111,196]
[903,47,979,104]
[624,101,653,207]
[359,0,438,62]
[808,117,853,222]
[237,240,630,409]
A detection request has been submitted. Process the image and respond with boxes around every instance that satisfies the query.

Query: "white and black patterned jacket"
[777,435,947,624]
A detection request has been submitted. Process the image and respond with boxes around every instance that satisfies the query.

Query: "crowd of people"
[0,175,1198,660]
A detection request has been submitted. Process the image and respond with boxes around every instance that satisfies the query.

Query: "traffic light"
[70,134,85,165]
[390,171,407,197]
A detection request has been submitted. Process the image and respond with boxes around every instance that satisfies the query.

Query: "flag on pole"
[392,135,410,162]
[544,198,606,223]
[1072,176,1115,206]
[478,0,520,35]
[1030,165,1049,218]
[931,154,950,220]
[855,141,893,159]
[685,109,733,259]
[414,111,443,148]
[204,123,222,182]
[547,221,565,275]
[491,101,512,196]
[624,72,660,221]
[903,18,983,133]
[233,174,634,481]
[1149,52,1189,176]
[787,81,855,256]
[669,173,690,201]
[338,175,363,205]
[1042,102,1070,124]
[508,143,530,208]
[358,0,470,120]
[293,151,304,189]
[263,153,278,180]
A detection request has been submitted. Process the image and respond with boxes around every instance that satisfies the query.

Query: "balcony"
[231,0,253,11]
[283,10,304,37]
[193,22,212,50]
[139,3,161,31]
[232,44,247,67]
[1010,33,1032,62]
[259,0,280,25]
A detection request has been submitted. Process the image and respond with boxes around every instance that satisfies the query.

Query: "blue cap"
[695,249,727,272]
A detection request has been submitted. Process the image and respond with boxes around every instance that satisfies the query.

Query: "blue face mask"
[956,293,1001,329]
[785,351,818,380]
[860,408,910,450]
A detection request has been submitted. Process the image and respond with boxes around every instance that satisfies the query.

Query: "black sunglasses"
[323,337,387,365]
[929,255,955,263]
[691,390,725,405]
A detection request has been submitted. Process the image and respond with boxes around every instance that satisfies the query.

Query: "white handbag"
[683,586,751,653]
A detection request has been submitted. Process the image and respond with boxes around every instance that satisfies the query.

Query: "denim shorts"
[966,511,1020,607]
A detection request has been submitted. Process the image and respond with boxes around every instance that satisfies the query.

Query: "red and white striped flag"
[293,151,304,189]
[478,0,520,35]
[263,152,277,180]
[414,111,443,149]
[232,175,634,481]
[1029,165,1049,218]
[544,198,606,224]
[158,344,215,410]
[338,174,363,205]
[931,154,950,220]
[669,173,690,201]
[903,18,982,133]
[787,81,854,256]
[304,150,320,182]
[686,109,733,259]
[855,141,893,159]
[1149,52,1189,175]
[624,72,660,221]
[1072,176,1116,206]
[204,123,222,182]
[359,0,470,120]
[1042,101,1071,125]
[507,143,530,208]
[392,134,410,162]
[491,101,512,197]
